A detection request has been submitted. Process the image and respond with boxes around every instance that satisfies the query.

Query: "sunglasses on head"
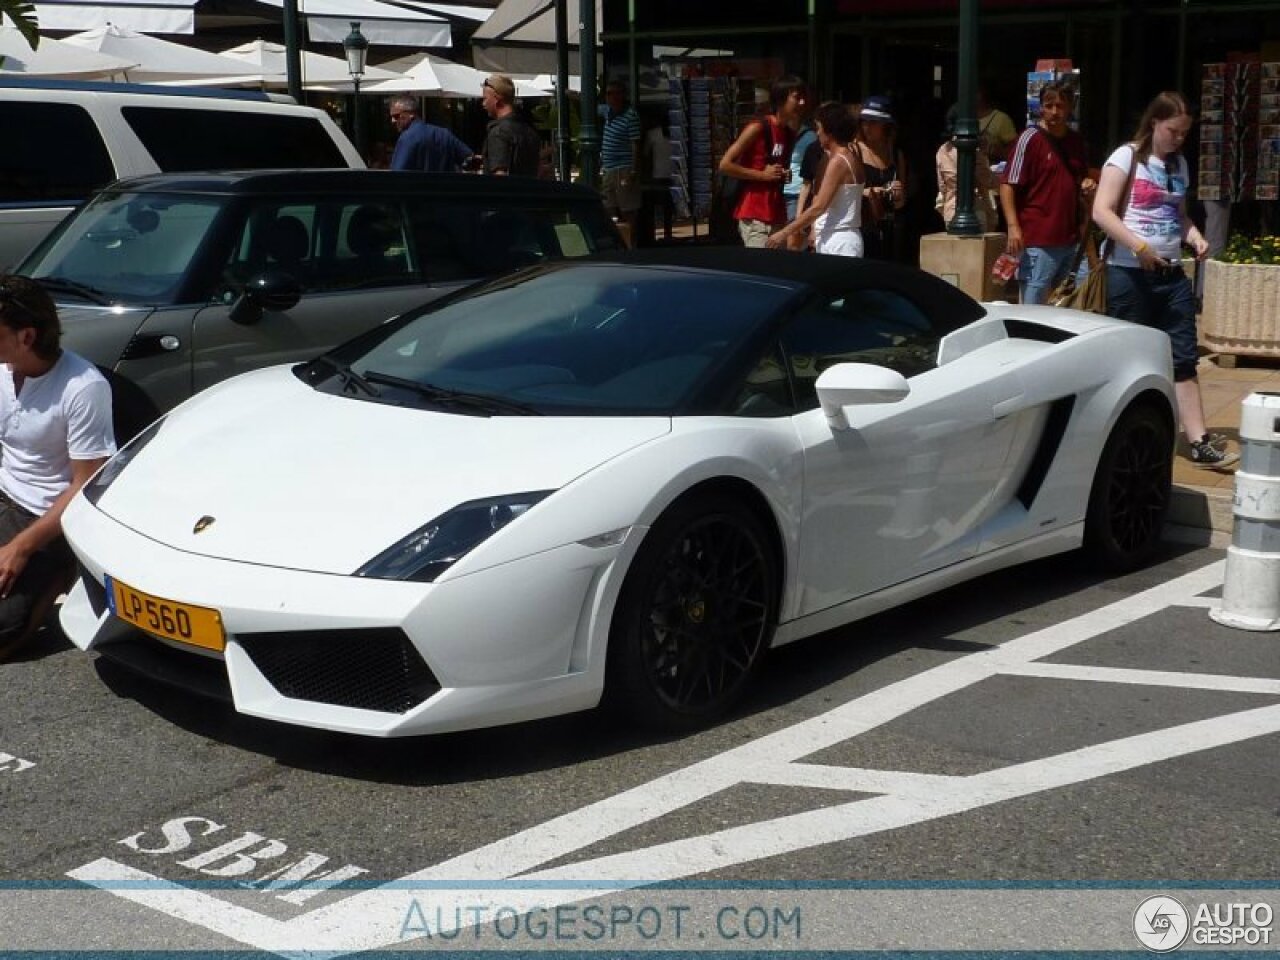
[0,281,42,317]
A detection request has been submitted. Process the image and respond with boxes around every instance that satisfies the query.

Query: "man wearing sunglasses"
[388,97,476,173]
[0,276,114,660]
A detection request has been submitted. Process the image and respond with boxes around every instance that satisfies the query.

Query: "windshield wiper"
[36,276,112,306]
[309,356,381,397]
[361,370,540,415]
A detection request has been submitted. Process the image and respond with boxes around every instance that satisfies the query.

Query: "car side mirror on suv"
[230,270,303,325]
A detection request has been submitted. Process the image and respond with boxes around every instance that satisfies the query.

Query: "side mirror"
[815,362,910,431]
[230,270,303,326]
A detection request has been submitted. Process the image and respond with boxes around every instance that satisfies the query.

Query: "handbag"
[1048,239,1108,313]
[1048,146,1139,314]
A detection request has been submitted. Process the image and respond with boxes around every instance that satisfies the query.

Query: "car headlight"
[354,491,553,583]
[82,417,165,506]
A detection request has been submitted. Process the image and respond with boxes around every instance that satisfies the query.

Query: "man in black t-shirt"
[480,73,540,177]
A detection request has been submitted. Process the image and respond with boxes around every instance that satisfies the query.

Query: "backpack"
[718,118,774,210]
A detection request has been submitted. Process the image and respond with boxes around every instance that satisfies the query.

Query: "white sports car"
[60,250,1176,737]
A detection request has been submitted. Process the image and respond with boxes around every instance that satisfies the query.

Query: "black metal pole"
[578,0,599,189]
[282,0,303,102]
[555,0,571,181]
[353,75,364,160]
[948,0,982,235]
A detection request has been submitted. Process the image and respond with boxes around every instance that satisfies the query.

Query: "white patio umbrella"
[364,52,548,98]
[525,72,580,93]
[0,26,137,78]
[218,39,399,89]
[64,25,264,85]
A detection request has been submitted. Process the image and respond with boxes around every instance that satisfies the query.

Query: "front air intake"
[237,628,440,713]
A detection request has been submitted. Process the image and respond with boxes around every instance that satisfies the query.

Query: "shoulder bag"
[1048,145,1137,314]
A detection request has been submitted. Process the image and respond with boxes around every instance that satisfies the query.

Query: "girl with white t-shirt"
[1092,90,1235,469]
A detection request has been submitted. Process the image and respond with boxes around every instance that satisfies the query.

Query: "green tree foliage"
[1,1,40,53]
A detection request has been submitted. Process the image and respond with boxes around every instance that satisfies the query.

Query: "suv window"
[0,102,115,203]
[122,107,349,169]
[780,289,940,411]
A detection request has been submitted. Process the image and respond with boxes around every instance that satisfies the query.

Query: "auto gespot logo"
[1134,895,1274,951]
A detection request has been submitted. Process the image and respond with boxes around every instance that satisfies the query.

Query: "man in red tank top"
[718,77,807,248]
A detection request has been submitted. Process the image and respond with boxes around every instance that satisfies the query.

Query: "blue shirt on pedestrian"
[391,119,474,172]
[598,104,640,171]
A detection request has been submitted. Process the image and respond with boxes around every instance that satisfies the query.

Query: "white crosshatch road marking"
[0,752,35,773]
[67,558,1280,956]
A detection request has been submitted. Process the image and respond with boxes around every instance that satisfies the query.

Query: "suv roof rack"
[0,75,294,103]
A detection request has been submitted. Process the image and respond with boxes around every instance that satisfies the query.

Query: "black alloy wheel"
[1084,402,1174,573]
[608,494,777,732]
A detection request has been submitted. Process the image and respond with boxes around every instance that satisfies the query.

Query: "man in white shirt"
[0,275,114,658]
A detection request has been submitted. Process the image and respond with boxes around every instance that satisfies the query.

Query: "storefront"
[602,0,1280,238]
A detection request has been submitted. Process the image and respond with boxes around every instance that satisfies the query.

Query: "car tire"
[606,492,778,733]
[1083,401,1173,573]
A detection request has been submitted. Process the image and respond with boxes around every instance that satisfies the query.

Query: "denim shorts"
[1106,264,1199,381]
[1018,244,1077,305]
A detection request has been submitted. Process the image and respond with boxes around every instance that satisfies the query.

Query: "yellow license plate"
[106,576,225,652]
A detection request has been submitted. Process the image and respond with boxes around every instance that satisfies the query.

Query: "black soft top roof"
[585,247,987,330]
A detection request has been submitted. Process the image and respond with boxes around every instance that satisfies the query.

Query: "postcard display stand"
[1198,58,1280,203]
[1025,63,1082,130]
[666,78,694,220]
[667,74,755,231]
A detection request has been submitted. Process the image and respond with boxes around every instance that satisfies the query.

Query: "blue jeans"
[1018,244,1076,305]
[1106,264,1199,381]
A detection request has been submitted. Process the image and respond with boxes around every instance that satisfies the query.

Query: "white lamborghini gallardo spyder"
[60,249,1176,736]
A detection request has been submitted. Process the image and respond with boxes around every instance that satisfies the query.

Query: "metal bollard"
[1210,392,1280,631]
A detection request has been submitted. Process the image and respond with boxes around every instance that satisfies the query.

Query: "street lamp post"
[343,21,369,161]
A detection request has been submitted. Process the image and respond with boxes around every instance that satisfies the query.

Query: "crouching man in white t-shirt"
[0,275,115,658]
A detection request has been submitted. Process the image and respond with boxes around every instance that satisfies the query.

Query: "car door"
[784,287,1020,616]
[187,197,445,395]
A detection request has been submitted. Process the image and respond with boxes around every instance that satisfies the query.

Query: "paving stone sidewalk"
[1169,353,1280,537]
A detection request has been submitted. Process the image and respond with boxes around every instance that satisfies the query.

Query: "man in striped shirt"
[599,80,642,242]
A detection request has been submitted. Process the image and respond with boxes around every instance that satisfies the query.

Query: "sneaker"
[1188,433,1240,469]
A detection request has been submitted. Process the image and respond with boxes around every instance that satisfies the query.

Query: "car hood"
[93,366,671,574]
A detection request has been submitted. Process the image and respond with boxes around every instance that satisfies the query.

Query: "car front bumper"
[60,496,638,736]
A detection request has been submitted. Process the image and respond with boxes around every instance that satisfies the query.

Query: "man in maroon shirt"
[999,81,1095,303]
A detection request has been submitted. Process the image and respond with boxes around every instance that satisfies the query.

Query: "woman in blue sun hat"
[854,94,910,261]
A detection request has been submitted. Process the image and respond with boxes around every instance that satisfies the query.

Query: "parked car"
[60,249,1176,738]
[17,169,622,439]
[0,77,363,269]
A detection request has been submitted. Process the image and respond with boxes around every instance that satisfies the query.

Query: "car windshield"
[22,190,226,305]
[339,264,798,415]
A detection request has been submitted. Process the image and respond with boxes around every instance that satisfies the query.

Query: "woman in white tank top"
[767,101,865,256]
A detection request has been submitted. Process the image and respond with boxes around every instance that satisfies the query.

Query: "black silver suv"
[18,170,622,439]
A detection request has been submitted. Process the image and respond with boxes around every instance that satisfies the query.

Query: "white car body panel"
[91,367,671,575]
[60,289,1176,737]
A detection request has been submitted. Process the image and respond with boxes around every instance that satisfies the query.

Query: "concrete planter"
[1201,258,1280,360]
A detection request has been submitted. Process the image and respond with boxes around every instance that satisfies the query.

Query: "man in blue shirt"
[388,97,475,173]
[599,80,641,242]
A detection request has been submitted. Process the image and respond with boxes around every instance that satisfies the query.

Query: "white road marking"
[0,752,35,773]
[65,558,1280,957]
[1003,662,1280,695]
[1172,596,1219,608]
